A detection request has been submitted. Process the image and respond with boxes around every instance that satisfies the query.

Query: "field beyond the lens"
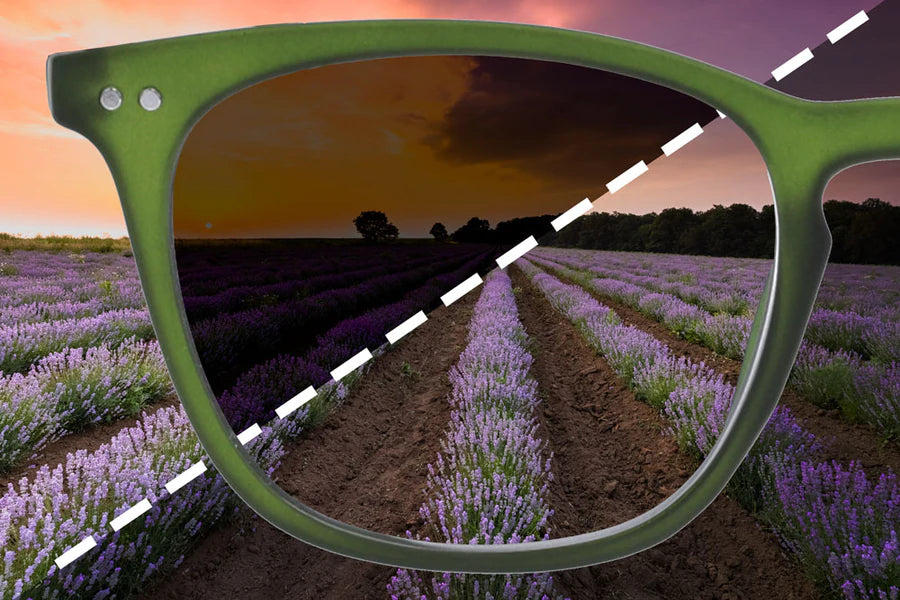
[1,242,898,600]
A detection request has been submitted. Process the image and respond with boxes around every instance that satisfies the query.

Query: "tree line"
[353,198,899,265]
[542,199,899,265]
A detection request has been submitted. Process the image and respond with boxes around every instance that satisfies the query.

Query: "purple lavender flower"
[389,269,565,600]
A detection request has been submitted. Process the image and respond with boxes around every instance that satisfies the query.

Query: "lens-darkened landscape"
[2,191,898,599]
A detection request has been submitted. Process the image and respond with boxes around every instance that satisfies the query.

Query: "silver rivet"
[99,86,123,111]
[139,87,163,111]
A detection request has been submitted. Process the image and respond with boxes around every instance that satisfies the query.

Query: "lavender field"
[1,243,898,599]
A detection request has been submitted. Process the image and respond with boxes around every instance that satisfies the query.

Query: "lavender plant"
[0,339,172,473]
[388,269,565,600]
[1,404,306,600]
[519,257,896,597]
[769,460,899,598]
[532,249,900,442]
[0,309,154,374]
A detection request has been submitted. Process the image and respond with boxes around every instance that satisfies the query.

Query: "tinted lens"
[173,55,785,589]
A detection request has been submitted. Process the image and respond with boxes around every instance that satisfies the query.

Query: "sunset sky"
[1,0,896,237]
[173,55,717,238]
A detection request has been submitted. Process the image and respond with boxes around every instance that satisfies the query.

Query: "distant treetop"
[353,211,399,243]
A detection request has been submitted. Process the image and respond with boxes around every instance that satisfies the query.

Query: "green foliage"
[542,199,899,265]
[790,358,855,411]
[400,361,421,381]
[0,234,131,254]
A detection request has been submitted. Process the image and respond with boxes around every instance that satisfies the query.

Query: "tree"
[647,208,698,254]
[353,211,399,243]
[452,217,492,243]
[429,222,449,242]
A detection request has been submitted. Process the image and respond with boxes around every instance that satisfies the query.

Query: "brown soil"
[0,395,181,489]
[139,293,477,600]
[547,266,900,477]
[511,266,817,600]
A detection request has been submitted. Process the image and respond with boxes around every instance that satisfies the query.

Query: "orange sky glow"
[0,0,892,237]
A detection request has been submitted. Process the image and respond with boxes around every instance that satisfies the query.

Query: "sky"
[1,0,896,237]
[173,55,717,238]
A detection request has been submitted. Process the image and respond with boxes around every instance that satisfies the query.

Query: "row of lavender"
[1,393,310,599]
[517,259,898,599]
[0,251,143,312]
[535,249,899,361]
[2,248,500,597]
[0,251,149,374]
[0,339,172,473]
[543,249,900,324]
[174,242,458,298]
[532,250,900,440]
[388,269,565,600]
[0,252,172,475]
[186,245,487,391]
[177,244,467,319]
[0,246,493,475]
[216,248,495,431]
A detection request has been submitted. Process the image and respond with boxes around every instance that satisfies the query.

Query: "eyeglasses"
[46,19,900,575]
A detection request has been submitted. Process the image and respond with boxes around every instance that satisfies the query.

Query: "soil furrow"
[545,264,900,476]
[510,265,818,600]
[140,293,477,600]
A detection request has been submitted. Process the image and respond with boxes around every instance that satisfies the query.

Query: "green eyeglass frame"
[46,19,900,574]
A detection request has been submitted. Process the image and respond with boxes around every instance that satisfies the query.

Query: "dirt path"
[140,294,477,600]
[545,265,900,476]
[511,266,818,600]
[1,395,181,488]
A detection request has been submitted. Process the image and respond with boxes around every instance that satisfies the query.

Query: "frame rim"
[45,19,900,573]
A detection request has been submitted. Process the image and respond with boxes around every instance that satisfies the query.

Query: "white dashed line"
[54,536,97,569]
[110,499,152,532]
[441,273,483,306]
[661,123,704,156]
[827,10,868,44]
[330,348,373,381]
[49,9,878,573]
[165,462,208,494]
[552,198,593,231]
[606,161,649,193]
[237,423,262,445]
[275,386,317,419]
[496,236,539,269]
[385,311,428,344]
[772,48,814,82]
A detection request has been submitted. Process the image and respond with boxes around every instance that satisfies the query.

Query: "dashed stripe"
[54,536,97,569]
[330,348,373,381]
[552,198,593,231]
[385,311,428,344]
[275,386,317,419]
[606,161,648,193]
[771,47,814,82]
[827,10,868,44]
[237,423,262,445]
[110,499,152,532]
[50,7,876,571]
[164,462,208,494]
[441,273,483,306]
[661,123,704,156]
[496,236,539,269]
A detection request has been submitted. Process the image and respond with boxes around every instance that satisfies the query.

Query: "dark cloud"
[422,56,717,188]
